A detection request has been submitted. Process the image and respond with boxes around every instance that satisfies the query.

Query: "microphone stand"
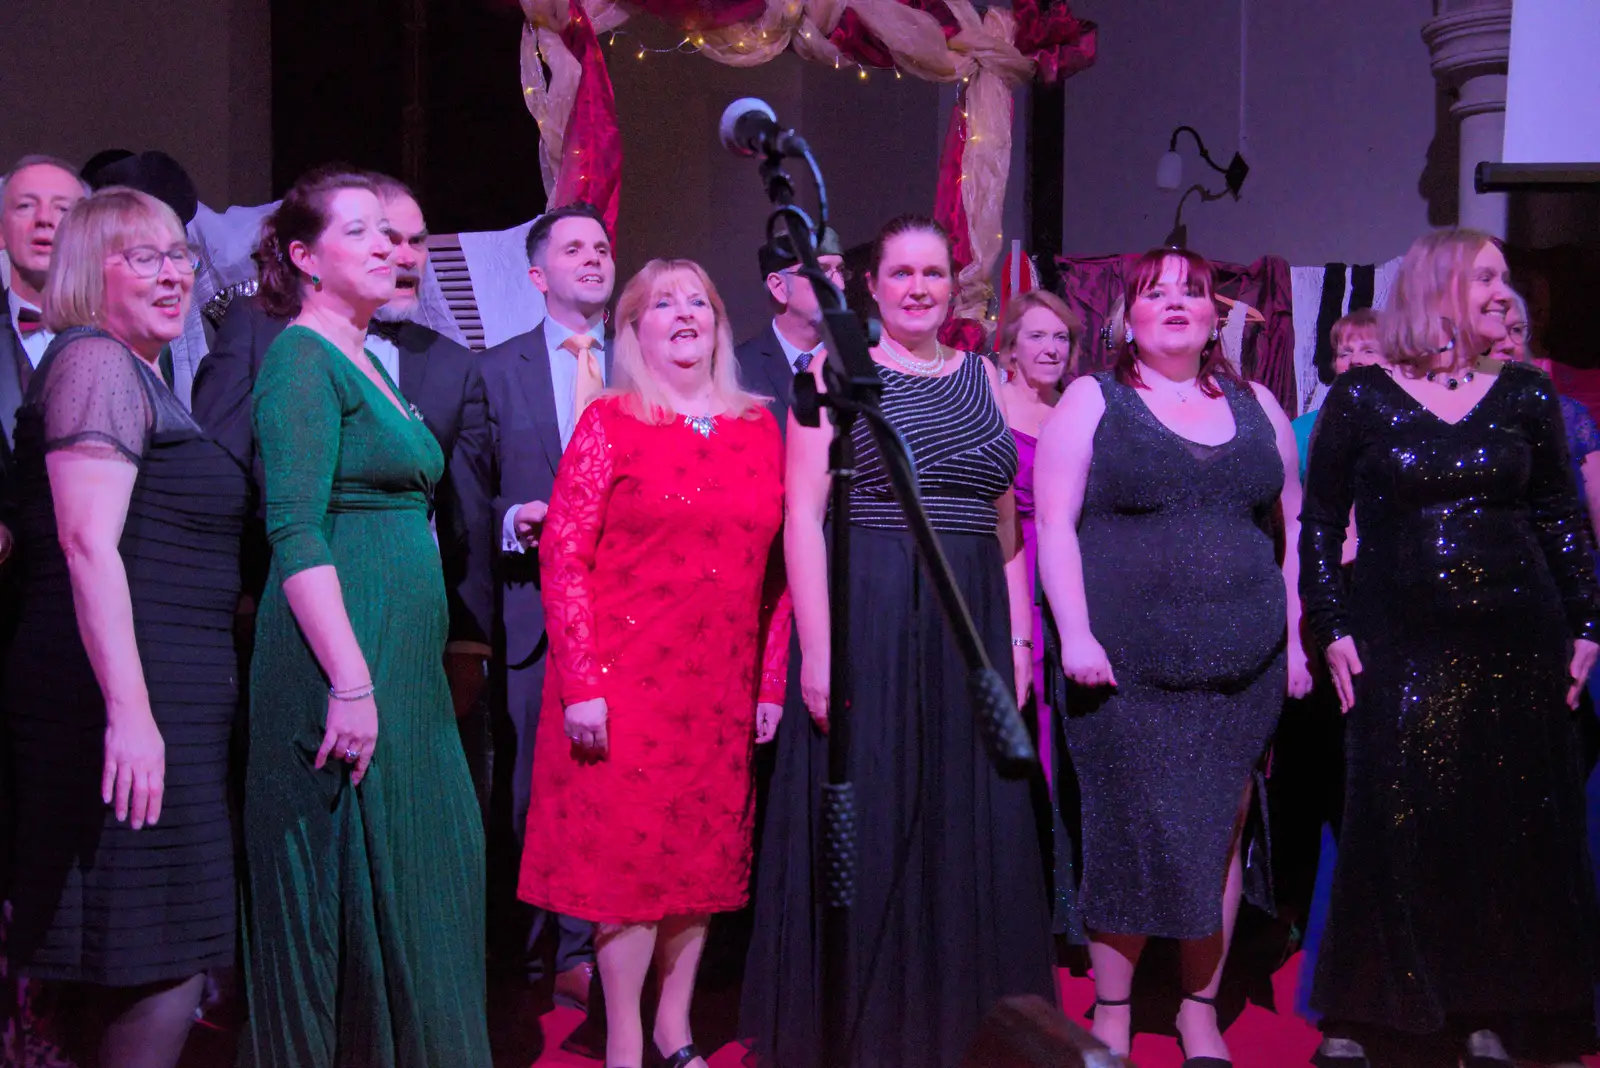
[749,143,1036,1068]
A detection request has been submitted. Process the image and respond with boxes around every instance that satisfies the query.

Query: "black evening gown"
[741,354,1057,1068]
[1058,372,1285,940]
[5,330,246,984]
[1300,363,1600,1044]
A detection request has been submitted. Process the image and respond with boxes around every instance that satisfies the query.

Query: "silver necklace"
[682,413,717,438]
[882,339,947,375]
[1159,375,1203,403]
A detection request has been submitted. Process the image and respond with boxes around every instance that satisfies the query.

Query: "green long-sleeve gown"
[240,325,489,1066]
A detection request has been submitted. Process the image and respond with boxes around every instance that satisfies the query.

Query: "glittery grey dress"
[1301,363,1600,1043]
[1064,371,1286,940]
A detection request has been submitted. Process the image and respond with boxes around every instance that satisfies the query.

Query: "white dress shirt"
[771,317,823,373]
[364,332,401,386]
[501,316,607,554]
[8,288,53,368]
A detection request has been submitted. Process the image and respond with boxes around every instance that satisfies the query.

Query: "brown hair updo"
[868,214,953,279]
[256,165,377,318]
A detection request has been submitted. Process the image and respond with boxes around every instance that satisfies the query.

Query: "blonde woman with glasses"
[4,186,247,1068]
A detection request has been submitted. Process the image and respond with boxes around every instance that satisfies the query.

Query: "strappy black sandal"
[1176,993,1233,1068]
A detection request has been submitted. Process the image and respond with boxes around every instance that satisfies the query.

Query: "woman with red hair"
[1036,248,1310,1064]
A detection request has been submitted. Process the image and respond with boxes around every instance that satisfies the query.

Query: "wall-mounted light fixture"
[1156,125,1250,198]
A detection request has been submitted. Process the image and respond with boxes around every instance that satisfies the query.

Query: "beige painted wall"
[0,0,272,206]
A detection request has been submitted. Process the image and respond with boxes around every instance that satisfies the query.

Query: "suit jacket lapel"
[397,325,427,401]
[760,325,795,401]
[0,311,28,449]
[395,324,433,434]
[519,330,565,475]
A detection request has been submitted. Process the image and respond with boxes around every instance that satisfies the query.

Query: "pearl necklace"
[882,338,947,376]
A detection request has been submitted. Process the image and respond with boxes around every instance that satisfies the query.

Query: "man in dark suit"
[733,226,846,431]
[477,202,615,1016]
[190,175,494,713]
[0,155,88,975]
[0,156,90,537]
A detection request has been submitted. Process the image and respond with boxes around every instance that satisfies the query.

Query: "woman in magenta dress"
[997,289,1081,778]
[518,258,789,1068]
[998,290,1082,936]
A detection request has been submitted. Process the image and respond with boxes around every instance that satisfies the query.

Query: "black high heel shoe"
[1176,993,1232,1068]
[645,1043,704,1068]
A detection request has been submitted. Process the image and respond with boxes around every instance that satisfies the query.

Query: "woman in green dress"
[238,167,490,1066]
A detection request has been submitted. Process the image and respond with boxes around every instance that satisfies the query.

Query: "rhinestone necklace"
[682,413,717,438]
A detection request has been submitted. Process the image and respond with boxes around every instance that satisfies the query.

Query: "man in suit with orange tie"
[478,203,614,1027]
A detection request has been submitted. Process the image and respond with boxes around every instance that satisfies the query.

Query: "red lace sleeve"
[758,583,793,705]
[756,410,791,705]
[538,402,616,705]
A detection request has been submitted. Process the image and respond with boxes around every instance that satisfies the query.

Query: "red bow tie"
[16,307,43,337]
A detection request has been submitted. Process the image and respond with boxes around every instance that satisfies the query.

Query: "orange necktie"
[564,334,604,422]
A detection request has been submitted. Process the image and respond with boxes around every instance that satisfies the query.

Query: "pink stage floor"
[525,955,1600,1068]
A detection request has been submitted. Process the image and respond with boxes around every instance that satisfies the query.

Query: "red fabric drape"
[1012,0,1097,83]
[550,0,623,233]
[932,85,986,350]
[827,0,960,68]
[626,0,769,29]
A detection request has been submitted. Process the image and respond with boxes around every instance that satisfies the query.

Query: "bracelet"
[1011,638,1033,649]
[329,682,375,701]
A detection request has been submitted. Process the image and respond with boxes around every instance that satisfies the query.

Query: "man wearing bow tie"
[733,226,846,435]
[0,156,90,558]
[190,174,493,716]
[477,203,615,1017]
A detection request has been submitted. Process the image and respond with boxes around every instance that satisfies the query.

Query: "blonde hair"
[997,290,1083,375]
[42,186,185,333]
[1381,228,1498,374]
[609,259,768,423]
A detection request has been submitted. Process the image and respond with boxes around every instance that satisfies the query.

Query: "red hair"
[1113,248,1243,398]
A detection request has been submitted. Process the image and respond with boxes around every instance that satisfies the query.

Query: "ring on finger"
[344,746,360,761]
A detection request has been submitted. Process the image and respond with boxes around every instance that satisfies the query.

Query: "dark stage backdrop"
[271,0,546,233]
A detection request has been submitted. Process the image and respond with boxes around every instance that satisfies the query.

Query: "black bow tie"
[368,319,404,344]
[16,306,44,337]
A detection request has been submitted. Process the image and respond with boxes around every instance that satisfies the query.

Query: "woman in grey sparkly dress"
[1036,248,1310,1064]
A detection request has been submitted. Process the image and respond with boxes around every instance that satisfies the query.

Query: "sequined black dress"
[1300,363,1600,1042]
[1059,372,1285,940]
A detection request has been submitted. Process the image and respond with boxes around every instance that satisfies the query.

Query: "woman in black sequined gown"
[1037,249,1310,1065]
[1300,230,1600,1067]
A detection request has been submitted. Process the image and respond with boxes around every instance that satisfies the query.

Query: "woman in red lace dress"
[519,258,789,1068]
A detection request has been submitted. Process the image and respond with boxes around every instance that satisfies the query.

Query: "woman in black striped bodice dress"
[742,216,1057,1068]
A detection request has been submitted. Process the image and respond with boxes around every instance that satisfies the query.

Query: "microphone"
[719,98,804,158]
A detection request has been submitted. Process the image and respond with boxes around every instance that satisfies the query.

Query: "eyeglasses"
[1506,323,1530,340]
[784,263,853,285]
[115,244,203,278]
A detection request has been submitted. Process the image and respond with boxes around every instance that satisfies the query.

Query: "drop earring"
[311,274,322,290]
[1123,324,1135,346]
[1209,325,1220,342]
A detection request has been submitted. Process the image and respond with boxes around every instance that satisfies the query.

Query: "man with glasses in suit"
[733,227,846,434]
